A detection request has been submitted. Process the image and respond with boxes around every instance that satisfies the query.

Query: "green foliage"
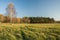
[0,24,60,40]
[23,17,55,23]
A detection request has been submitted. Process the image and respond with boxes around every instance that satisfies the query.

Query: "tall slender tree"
[6,2,16,23]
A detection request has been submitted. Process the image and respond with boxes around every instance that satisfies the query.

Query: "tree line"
[0,14,55,23]
[22,17,55,23]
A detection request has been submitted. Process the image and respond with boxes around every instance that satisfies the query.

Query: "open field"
[0,23,60,40]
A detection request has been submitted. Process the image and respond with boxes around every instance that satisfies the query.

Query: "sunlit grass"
[0,23,60,40]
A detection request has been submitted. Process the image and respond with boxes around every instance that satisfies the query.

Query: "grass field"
[0,23,60,40]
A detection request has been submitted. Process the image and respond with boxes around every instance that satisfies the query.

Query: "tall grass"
[0,23,60,40]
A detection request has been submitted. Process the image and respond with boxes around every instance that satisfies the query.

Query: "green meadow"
[0,23,60,40]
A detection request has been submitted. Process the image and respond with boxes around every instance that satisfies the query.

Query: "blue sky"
[0,0,60,20]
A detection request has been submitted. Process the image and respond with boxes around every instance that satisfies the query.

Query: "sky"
[0,0,60,20]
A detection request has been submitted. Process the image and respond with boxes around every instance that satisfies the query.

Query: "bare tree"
[6,2,16,23]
